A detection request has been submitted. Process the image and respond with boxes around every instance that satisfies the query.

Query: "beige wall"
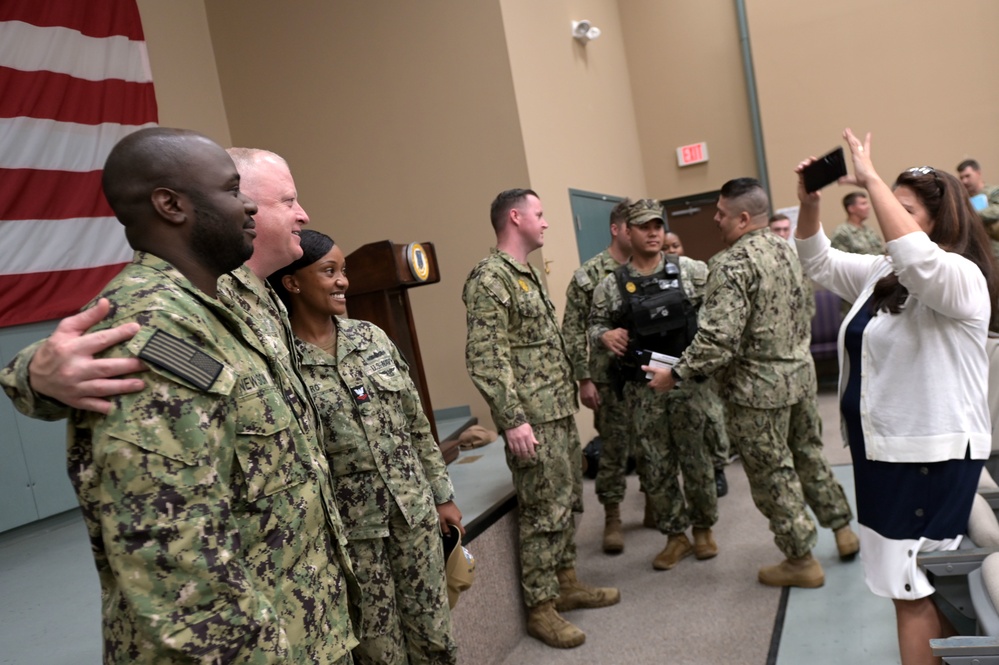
[620,1,758,200]
[748,0,999,233]
[135,0,230,146]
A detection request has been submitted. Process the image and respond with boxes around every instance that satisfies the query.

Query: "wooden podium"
[344,240,460,462]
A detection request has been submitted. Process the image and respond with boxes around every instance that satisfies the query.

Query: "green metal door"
[568,189,625,264]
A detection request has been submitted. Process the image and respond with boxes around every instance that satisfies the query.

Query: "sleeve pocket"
[234,386,307,501]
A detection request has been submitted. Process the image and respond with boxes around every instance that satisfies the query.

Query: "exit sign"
[676,142,709,167]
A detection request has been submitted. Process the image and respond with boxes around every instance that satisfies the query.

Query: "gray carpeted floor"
[500,386,860,665]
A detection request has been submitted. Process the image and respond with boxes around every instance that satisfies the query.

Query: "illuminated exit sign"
[676,142,709,167]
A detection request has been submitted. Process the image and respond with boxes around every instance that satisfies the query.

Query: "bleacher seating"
[925,472,999,663]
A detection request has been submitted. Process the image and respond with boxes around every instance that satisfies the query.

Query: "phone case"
[803,147,847,193]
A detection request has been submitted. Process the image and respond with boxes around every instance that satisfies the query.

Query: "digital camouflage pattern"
[726,402,818,559]
[702,378,731,469]
[624,379,718,532]
[296,317,456,665]
[562,248,636,506]
[562,249,625,384]
[788,394,853,530]
[463,249,581,607]
[592,384,634,505]
[672,228,815,409]
[217,263,361,628]
[829,223,885,257]
[589,253,717,533]
[58,252,357,664]
[219,265,322,442]
[346,510,455,665]
[463,249,577,431]
[672,228,848,558]
[978,184,999,257]
[508,416,583,607]
[829,223,887,313]
[0,340,69,420]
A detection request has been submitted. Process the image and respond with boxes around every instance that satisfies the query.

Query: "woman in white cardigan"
[795,129,999,665]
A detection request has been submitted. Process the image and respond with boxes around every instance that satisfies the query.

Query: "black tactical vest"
[613,255,698,358]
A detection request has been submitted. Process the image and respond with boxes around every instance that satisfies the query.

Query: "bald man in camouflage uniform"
[589,199,719,572]
[645,178,857,589]
[1,129,358,663]
[561,199,637,554]
[464,189,620,649]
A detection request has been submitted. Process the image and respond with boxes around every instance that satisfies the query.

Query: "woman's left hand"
[437,500,465,536]
[840,128,878,189]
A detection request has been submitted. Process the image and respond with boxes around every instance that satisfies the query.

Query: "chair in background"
[927,480,999,663]
[810,288,842,382]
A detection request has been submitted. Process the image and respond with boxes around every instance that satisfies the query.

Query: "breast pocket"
[363,369,410,445]
[234,385,307,502]
[515,289,553,344]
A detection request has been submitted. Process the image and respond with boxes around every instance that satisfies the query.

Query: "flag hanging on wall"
[0,0,158,328]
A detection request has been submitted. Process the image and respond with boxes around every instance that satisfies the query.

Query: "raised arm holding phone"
[795,128,999,665]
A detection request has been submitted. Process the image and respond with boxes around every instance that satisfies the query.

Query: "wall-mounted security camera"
[572,19,601,45]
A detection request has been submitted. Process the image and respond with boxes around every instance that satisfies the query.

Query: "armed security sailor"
[588,199,719,571]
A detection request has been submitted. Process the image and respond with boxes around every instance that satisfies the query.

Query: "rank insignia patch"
[352,385,371,404]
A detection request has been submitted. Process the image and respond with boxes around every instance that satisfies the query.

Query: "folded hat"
[458,425,498,450]
[442,524,475,609]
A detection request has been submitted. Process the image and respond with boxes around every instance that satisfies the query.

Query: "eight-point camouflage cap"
[627,199,666,227]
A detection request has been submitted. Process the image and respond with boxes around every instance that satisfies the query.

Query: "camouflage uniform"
[562,249,635,505]
[829,223,884,313]
[976,184,999,259]
[2,252,358,664]
[218,265,363,605]
[463,249,582,608]
[589,254,718,534]
[296,317,457,665]
[702,379,731,470]
[672,229,852,558]
[829,223,885,256]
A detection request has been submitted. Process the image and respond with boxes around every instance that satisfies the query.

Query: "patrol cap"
[442,524,475,609]
[626,198,667,228]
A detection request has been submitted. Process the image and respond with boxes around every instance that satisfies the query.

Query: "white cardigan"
[797,228,991,463]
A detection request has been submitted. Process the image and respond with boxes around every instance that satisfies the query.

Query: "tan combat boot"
[758,553,825,588]
[834,525,860,560]
[555,568,621,611]
[526,600,586,648]
[653,533,694,570]
[692,527,718,560]
[602,503,624,554]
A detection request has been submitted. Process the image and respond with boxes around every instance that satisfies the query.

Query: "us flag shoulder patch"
[139,330,223,391]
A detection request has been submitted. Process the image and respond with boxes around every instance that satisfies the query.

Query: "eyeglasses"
[907,166,936,175]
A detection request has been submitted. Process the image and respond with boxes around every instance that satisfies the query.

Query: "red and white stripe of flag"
[0,0,157,328]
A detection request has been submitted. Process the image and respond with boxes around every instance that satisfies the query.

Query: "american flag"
[0,0,157,328]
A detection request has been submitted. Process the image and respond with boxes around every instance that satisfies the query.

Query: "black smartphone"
[802,146,847,193]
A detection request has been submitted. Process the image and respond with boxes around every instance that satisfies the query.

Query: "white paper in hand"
[645,351,680,380]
